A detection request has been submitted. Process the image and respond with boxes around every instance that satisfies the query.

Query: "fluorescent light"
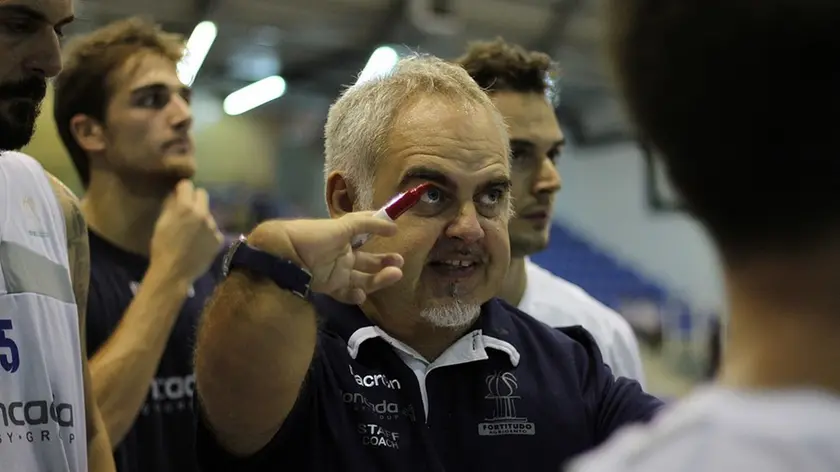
[223,75,286,115]
[356,46,398,84]
[178,21,218,86]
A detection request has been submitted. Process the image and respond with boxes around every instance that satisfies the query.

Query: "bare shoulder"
[45,173,82,227]
[44,173,89,311]
[43,171,86,260]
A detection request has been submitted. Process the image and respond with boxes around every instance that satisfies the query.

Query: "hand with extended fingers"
[251,212,404,304]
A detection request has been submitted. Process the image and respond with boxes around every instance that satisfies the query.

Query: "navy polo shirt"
[196,294,663,471]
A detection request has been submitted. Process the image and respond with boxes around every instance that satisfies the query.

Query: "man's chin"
[510,233,550,258]
[124,167,196,193]
[419,300,481,329]
[0,110,37,152]
[159,160,197,182]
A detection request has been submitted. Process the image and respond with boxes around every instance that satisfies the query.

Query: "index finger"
[175,179,195,203]
[194,188,210,214]
[340,211,399,239]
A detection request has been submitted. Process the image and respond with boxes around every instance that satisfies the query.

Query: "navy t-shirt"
[195,294,664,471]
[87,231,225,472]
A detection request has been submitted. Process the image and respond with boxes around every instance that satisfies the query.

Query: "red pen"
[351,182,432,249]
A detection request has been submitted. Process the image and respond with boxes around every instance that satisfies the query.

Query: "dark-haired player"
[0,0,115,470]
[570,1,840,470]
[457,39,645,384]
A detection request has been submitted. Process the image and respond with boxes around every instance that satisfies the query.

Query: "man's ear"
[325,172,356,218]
[69,114,106,153]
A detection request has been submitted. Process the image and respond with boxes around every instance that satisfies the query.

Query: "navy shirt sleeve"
[559,326,664,445]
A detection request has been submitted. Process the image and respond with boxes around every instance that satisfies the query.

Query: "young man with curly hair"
[456,39,645,384]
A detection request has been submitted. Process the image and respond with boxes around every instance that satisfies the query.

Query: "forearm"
[87,404,116,472]
[90,265,191,445]
[195,228,318,456]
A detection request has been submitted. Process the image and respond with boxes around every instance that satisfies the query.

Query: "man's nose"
[168,94,193,132]
[23,31,63,79]
[444,204,485,245]
[533,158,562,196]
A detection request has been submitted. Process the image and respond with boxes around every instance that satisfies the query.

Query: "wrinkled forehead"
[383,95,511,191]
[391,95,509,158]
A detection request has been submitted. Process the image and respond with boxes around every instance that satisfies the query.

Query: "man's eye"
[1,20,36,35]
[478,189,504,207]
[420,187,444,205]
[137,92,170,109]
[510,149,527,161]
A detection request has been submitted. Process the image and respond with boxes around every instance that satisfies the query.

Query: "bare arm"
[194,224,318,456]
[48,174,116,472]
[89,262,193,445]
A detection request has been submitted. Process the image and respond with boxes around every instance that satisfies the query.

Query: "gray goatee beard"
[420,283,481,328]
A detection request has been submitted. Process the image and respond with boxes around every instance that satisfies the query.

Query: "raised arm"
[195,214,403,456]
[47,174,116,472]
[87,180,222,446]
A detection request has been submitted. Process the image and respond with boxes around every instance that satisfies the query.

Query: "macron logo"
[349,365,401,390]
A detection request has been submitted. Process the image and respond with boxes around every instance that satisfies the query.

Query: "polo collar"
[312,294,521,367]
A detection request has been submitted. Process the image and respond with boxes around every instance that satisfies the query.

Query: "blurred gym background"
[27,0,724,399]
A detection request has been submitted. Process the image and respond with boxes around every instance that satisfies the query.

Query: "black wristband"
[221,235,312,299]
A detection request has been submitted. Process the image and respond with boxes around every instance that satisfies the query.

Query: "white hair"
[420,301,481,329]
[324,54,510,210]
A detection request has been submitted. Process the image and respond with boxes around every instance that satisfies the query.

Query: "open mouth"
[427,259,481,278]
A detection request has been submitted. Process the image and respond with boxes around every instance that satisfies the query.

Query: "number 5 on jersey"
[0,319,20,373]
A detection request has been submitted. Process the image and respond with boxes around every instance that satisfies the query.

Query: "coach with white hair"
[192,55,662,471]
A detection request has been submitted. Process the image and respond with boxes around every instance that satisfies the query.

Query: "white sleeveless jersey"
[0,152,87,471]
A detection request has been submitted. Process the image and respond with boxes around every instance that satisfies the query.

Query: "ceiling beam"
[194,0,223,20]
[279,0,407,92]
[532,0,587,54]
